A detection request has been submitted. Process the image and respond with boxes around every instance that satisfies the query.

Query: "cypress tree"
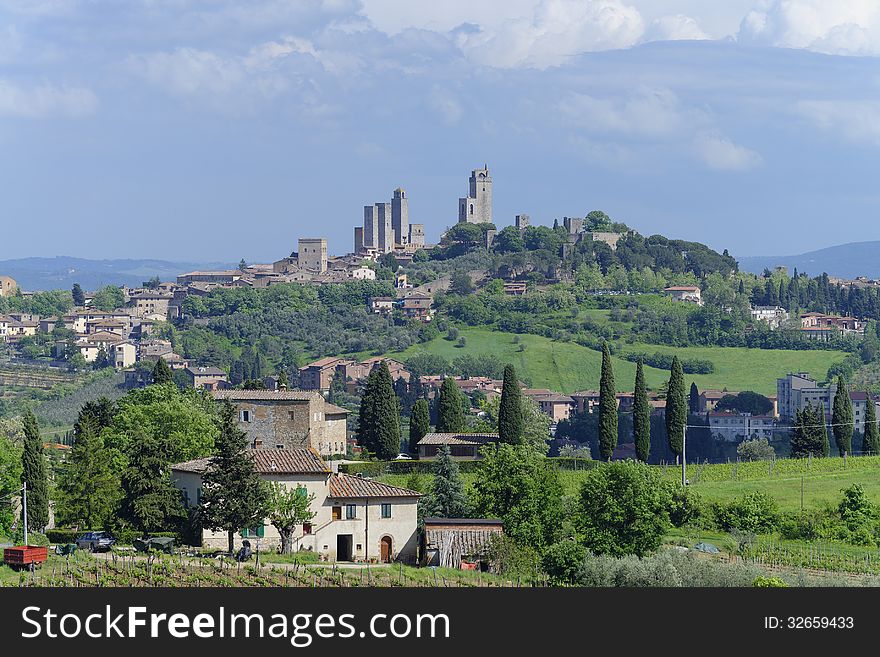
[863,396,879,455]
[436,377,465,433]
[665,356,687,458]
[21,411,49,534]
[689,382,700,414]
[200,401,269,553]
[831,376,853,456]
[598,342,617,460]
[409,398,431,454]
[422,445,470,518]
[498,364,524,445]
[357,369,379,455]
[633,360,651,462]
[817,402,830,457]
[152,357,173,385]
[71,283,86,307]
[371,362,402,460]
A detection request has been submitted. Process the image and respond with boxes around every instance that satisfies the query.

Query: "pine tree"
[21,411,49,534]
[436,377,465,433]
[422,445,470,518]
[863,395,879,455]
[498,364,524,445]
[200,401,269,553]
[57,418,120,529]
[409,398,431,454]
[831,375,853,456]
[120,429,185,538]
[152,357,173,385]
[633,360,651,462]
[689,382,700,414]
[71,283,86,307]
[665,356,687,458]
[598,342,617,460]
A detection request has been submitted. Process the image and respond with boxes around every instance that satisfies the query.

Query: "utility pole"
[681,425,687,487]
[22,481,28,546]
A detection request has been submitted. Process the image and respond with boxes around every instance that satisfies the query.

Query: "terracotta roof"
[328,472,420,499]
[212,389,319,401]
[417,432,499,446]
[186,366,227,376]
[171,448,330,475]
[665,286,700,291]
[302,357,346,369]
[323,402,350,415]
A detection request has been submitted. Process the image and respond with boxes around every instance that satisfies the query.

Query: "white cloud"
[645,14,709,42]
[426,86,463,125]
[557,88,688,138]
[693,131,762,171]
[0,79,97,118]
[739,0,880,56]
[797,99,880,144]
[454,0,645,69]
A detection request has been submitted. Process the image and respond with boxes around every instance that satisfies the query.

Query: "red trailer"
[3,545,48,570]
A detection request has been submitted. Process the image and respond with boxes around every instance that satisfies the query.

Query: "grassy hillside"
[389,328,845,395]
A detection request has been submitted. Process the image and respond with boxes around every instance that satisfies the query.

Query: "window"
[303,523,312,535]
[296,486,308,499]
[381,503,392,519]
[346,504,356,520]
[289,411,296,420]
[240,524,265,538]
[332,506,342,521]
[240,410,251,422]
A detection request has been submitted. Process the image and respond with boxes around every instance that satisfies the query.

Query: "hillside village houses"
[171,448,420,562]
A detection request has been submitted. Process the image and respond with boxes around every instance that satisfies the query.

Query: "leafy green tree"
[689,382,700,414]
[152,357,173,385]
[714,391,773,416]
[831,376,854,456]
[598,342,617,460]
[74,398,117,437]
[91,285,125,311]
[200,401,269,554]
[633,360,651,462]
[0,425,22,537]
[266,483,316,554]
[498,364,524,445]
[93,347,110,370]
[473,444,563,552]
[21,411,49,533]
[863,395,879,455]
[71,283,86,307]
[409,398,430,454]
[576,460,673,557]
[450,271,474,296]
[664,356,687,458]
[119,429,186,537]
[56,419,122,529]
[436,377,466,433]
[422,445,470,518]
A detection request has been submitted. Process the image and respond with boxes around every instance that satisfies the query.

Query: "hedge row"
[45,528,180,545]
[339,457,596,476]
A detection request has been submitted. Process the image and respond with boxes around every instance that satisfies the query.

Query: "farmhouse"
[171,449,420,562]
[664,285,702,305]
[184,366,229,390]
[416,433,499,459]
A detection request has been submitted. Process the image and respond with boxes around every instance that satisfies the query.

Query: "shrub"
[737,438,776,462]
[753,576,787,588]
[46,529,82,544]
[668,487,706,528]
[542,540,588,585]
[484,534,541,580]
[714,491,780,533]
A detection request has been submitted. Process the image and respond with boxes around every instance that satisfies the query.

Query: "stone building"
[363,204,379,251]
[127,290,172,319]
[212,389,349,457]
[353,226,364,253]
[392,187,409,247]
[515,214,530,230]
[0,275,18,297]
[297,238,328,273]
[171,449,420,562]
[458,165,493,224]
[408,223,425,247]
[376,202,394,253]
[184,366,229,390]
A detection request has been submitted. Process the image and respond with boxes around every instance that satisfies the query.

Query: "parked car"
[394,453,413,460]
[75,531,116,552]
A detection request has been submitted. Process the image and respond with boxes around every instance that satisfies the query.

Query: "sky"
[2,0,880,263]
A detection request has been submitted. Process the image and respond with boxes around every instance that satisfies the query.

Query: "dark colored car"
[75,531,116,552]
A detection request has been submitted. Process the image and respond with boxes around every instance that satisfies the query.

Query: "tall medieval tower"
[458,165,493,224]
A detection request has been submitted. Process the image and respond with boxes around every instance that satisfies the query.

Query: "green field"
[389,328,845,395]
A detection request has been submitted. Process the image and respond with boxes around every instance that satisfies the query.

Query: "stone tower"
[392,188,409,247]
[297,238,327,273]
[376,202,394,254]
[363,205,379,250]
[458,165,493,224]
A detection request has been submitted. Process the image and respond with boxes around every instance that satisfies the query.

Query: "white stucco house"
[171,448,420,563]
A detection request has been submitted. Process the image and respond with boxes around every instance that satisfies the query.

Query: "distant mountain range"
[0,257,231,291]
[737,241,880,280]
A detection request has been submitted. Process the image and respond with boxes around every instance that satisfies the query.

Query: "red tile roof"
[328,472,420,499]
[171,448,330,475]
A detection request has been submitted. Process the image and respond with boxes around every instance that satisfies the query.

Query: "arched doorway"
[380,536,393,563]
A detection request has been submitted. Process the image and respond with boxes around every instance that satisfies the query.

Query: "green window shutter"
[240,528,249,538]
[257,524,265,538]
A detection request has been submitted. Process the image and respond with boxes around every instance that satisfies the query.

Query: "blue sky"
[3,0,880,262]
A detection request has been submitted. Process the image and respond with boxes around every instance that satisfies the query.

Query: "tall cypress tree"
[371,362,402,460]
[357,368,379,455]
[498,364,524,445]
[689,382,700,414]
[665,356,687,458]
[409,398,431,454]
[200,401,269,554]
[598,342,617,460]
[831,376,853,457]
[152,357,173,385]
[21,411,49,534]
[817,402,830,457]
[436,377,466,433]
[863,396,879,455]
[633,360,651,462]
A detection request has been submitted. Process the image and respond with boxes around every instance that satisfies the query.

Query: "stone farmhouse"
[664,285,703,305]
[212,389,349,457]
[416,432,500,460]
[171,448,420,562]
